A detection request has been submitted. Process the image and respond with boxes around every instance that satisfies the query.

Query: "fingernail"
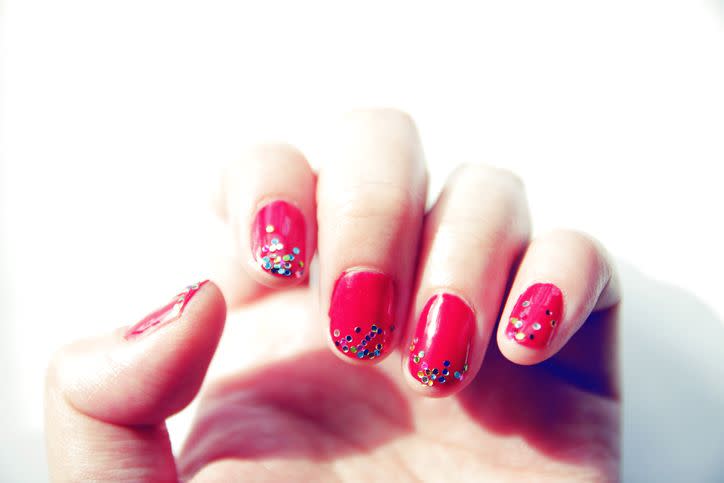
[407,293,475,392]
[506,283,563,349]
[329,270,395,362]
[124,280,209,339]
[251,200,306,280]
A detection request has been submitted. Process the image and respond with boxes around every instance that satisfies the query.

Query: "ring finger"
[402,164,531,396]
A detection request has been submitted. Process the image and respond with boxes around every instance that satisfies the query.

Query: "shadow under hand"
[178,349,412,475]
[458,308,620,475]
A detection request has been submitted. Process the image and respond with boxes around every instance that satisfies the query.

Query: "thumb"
[45,280,226,482]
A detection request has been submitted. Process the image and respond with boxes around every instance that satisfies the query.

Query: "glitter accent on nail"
[332,322,387,361]
[506,283,564,349]
[254,202,305,280]
[408,336,469,387]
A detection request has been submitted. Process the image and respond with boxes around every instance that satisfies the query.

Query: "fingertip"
[51,280,226,426]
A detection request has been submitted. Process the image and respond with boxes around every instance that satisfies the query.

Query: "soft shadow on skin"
[458,307,620,475]
[177,349,412,476]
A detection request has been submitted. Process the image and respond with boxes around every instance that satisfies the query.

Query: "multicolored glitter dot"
[254,202,306,280]
[406,293,475,391]
[333,322,388,361]
[409,342,469,388]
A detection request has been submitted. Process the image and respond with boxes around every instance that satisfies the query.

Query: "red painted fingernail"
[407,293,475,392]
[124,280,209,339]
[251,200,306,280]
[329,270,395,362]
[506,283,564,349]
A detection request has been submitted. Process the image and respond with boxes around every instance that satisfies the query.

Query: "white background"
[2,1,724,481]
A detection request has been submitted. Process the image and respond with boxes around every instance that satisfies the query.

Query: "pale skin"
[45,110,621,482]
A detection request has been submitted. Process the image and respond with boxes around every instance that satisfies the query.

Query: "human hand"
[45,110,620,482]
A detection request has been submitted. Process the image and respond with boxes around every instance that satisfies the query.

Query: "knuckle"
[547,229,609,273]
[434,220,506,249]
[340,109,422,158]
[551,229,601,253]
[344,108,417,131]
[334,181,420,224]
[242,143,308,172]
[454,163,524,190]
[448,164,528,220]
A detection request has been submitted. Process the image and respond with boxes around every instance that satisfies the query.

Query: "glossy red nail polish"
[407,293,475,392]
[251,200,306,280]
[506,283,563,349]
[124,280,209,339]
[329,270,395,362]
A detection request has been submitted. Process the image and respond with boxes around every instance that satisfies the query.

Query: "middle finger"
[317,109,428,364]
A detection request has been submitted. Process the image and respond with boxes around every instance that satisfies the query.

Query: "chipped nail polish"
[329,270,395,362]
[124,280,209,339]
[506,283,563,349]
[251,200,306,280]
[407,293,475,392]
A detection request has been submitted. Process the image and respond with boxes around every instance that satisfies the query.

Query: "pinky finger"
[496,230,620,366]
